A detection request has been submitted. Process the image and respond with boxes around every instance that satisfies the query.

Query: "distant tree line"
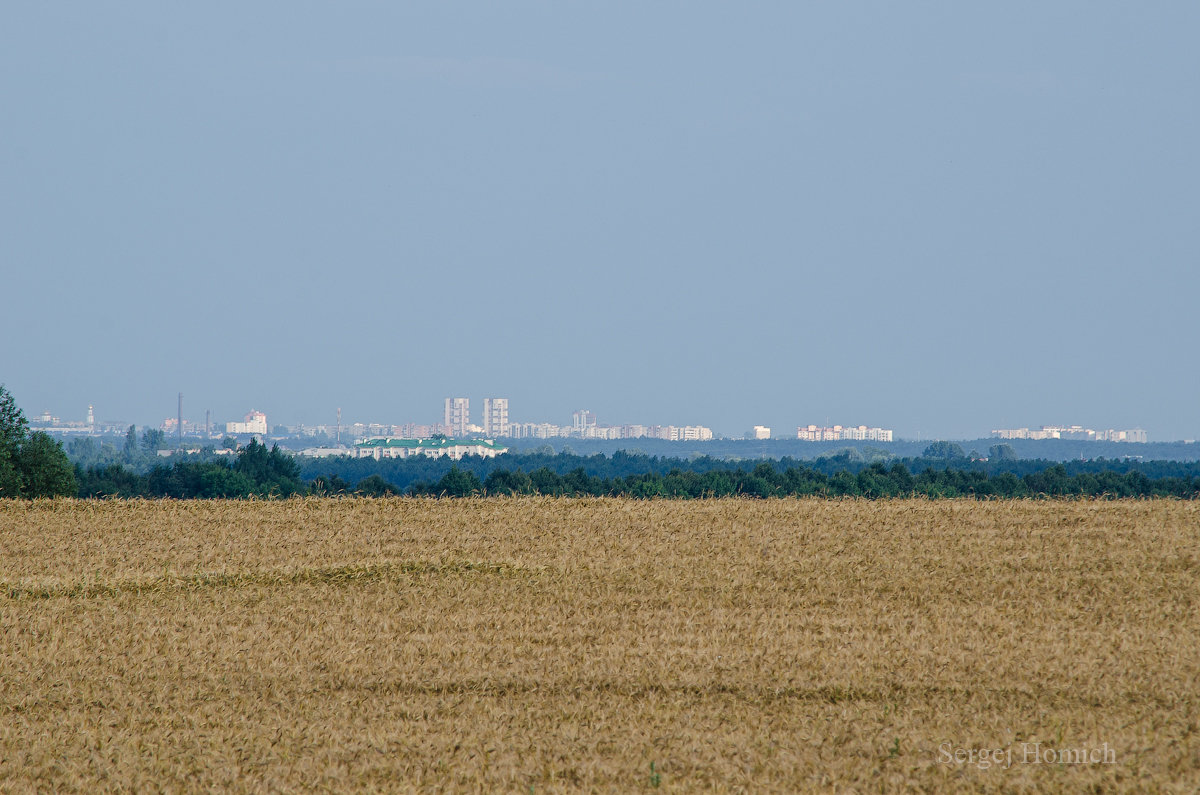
[401,461,1198,499]
[68,454,1200,500]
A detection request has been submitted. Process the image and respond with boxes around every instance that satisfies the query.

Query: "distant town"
[28,397,1155,461]
[990,425,1148,443]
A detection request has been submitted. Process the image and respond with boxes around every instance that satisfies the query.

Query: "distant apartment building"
[394,423,437,439]
[992,427,1051,440]
[752,426,771,440]
[482,398,509,437]
[507,420,713,442]
[343,422,401,440]
[991,425,1147,443]
[1098,428,1148,443]
[796,425,818,442]
[355,437,506,461]
[991,425,1079,441]
[226,411,267,436]
[513,422,567,439]
[657,425,714,442]
[572,410,597,434]
[578,425,622,440]
[444,398,469,437]
[797,424,893,442]
[840,425,893,442]
[345,423,448,440]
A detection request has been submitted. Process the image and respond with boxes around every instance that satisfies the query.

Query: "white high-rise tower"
[482,398,509,438]
[444,398,469,437]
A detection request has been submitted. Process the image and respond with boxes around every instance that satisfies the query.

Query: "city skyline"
[19,393,1165,443]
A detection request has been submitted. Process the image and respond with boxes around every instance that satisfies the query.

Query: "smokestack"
[337,407,342,445]
[177,393,184,448]
[205,409,210,437]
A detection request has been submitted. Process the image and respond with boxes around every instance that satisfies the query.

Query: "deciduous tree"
[0,385,76,498]
[18,431,77,497]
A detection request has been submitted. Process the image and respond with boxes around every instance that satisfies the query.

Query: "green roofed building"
[354,437,507,461]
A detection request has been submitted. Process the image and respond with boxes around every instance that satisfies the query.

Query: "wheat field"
[1,498,1198,792]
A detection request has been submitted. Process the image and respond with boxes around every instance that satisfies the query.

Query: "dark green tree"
[0,386,75,498]
[195,466,256,498]
[889,463,915,494]
[234,439,305,496]
[829,470,860,496]
[0,386,28,452]
[17,431,77,497]
[235,438,270,482]
[0,385,29,497]
[529,467,564,495]
[77,463,146,498]
[434,467,482,497]
[355,474,400,497]
[484,468,532,495]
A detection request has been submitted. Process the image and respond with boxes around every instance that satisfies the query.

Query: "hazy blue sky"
[3,2,1197,439]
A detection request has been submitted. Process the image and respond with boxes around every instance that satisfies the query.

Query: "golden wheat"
[1,498,1197,792]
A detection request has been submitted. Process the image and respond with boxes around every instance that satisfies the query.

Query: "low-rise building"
[1096,428,1148,443]
[840,425,894,442]
[991,426,1147,443]
[512,423,567,439]
[355,437,507,461]
[797,424,893,442]
[654,425,714,441]
[678,425,713,441]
